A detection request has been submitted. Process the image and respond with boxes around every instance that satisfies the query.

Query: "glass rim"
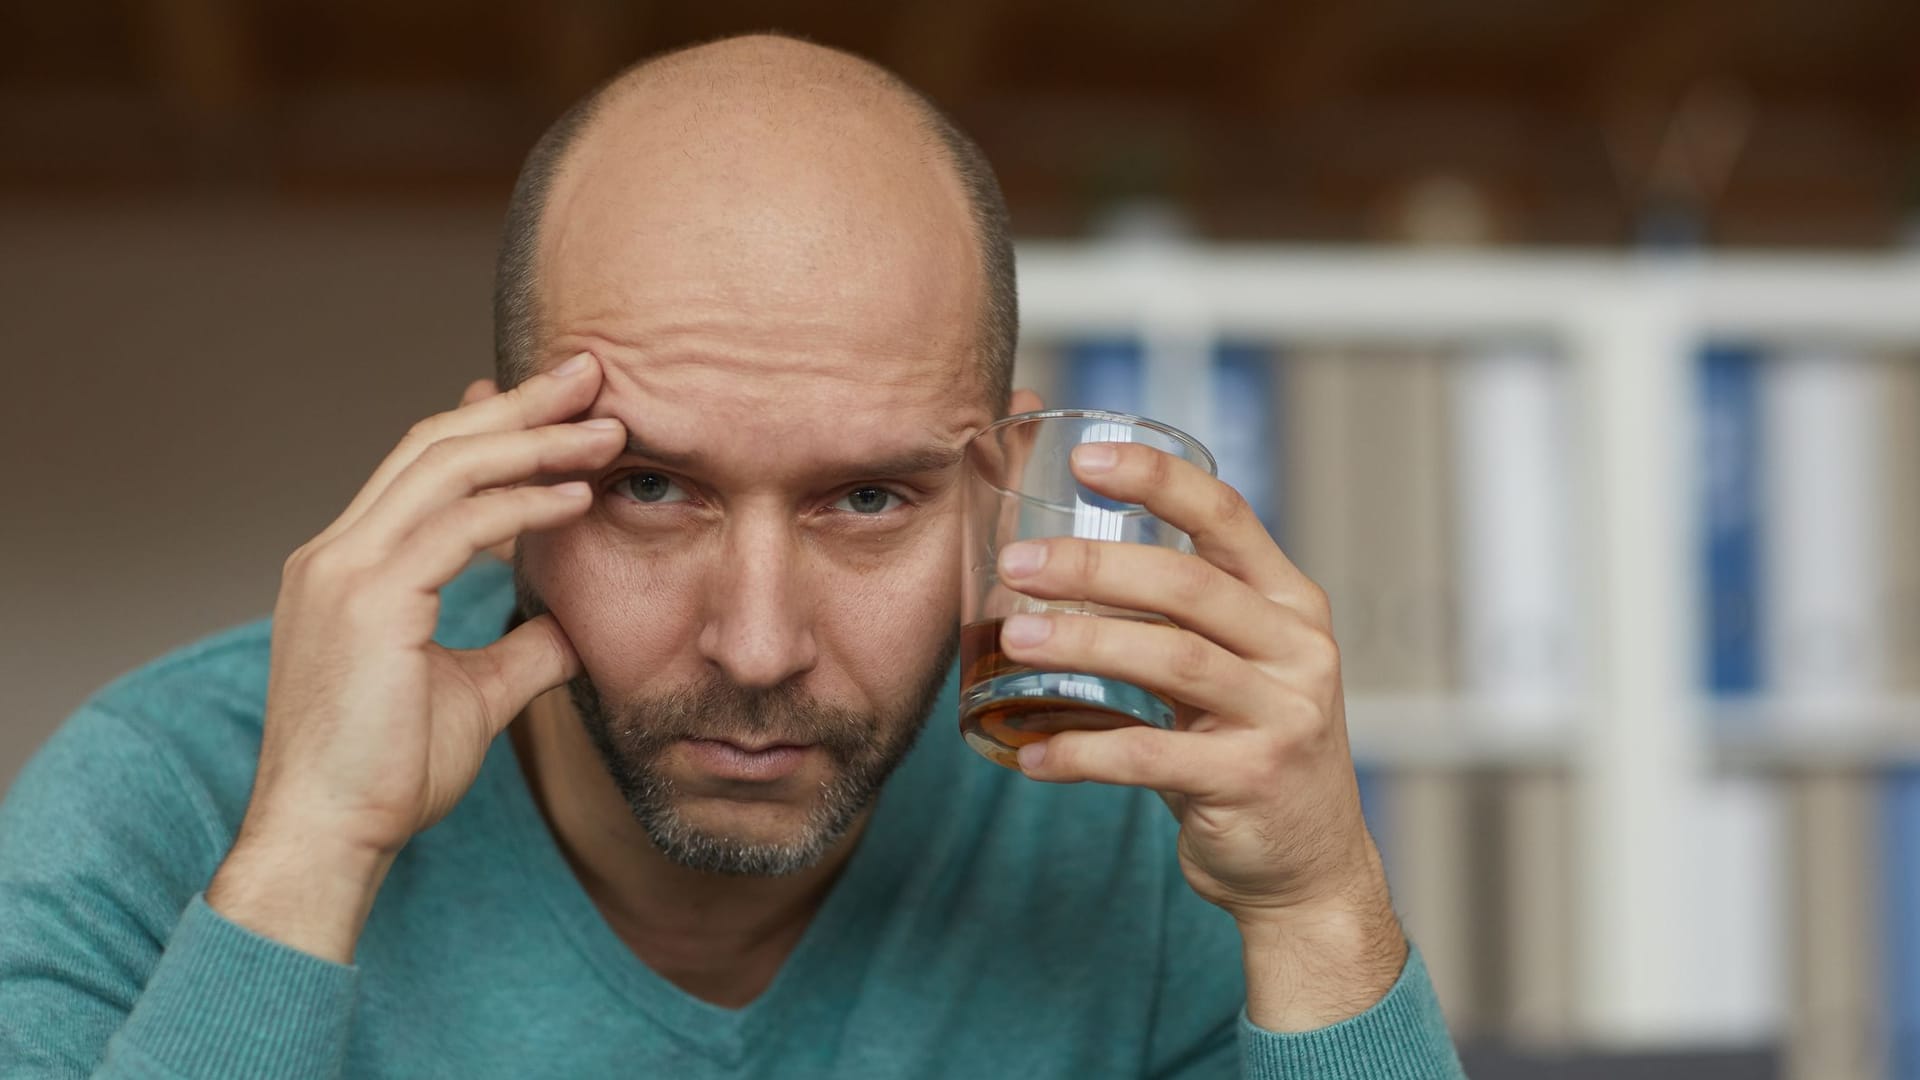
[966,408,1218,513]
[970,408,1218,476]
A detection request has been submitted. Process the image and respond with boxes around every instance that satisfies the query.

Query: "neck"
[509,686,870,998]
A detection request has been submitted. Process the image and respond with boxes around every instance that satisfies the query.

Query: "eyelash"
[608,471,914,518]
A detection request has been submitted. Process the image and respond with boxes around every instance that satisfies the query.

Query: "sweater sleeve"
[1140,792,1464,1080]
[0,704,358,1078]
[1237,944,1468,1080]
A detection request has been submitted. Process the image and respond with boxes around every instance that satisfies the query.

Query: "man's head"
[495,34,1017,877]
[494,32,1017,404]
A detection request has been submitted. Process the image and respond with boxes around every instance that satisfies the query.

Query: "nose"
[696,509,819,689]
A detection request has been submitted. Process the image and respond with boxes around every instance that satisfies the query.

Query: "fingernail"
[1002,613,1052,647]
[1017,741,1048,771]
[553,481,591,497]
[1000,541,1047,578]
[580,417,622,430]
[552,353,592,377]
[1073,443,1118,472]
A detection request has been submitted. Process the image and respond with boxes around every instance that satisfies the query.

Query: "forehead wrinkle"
[582,350,987,483]
[565,327,973,399]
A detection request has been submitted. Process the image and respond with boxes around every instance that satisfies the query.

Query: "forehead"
[577,346,986,485]
[537,88,986,407]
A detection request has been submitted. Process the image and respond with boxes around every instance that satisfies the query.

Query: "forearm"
[1232,886,1468,1080]
[1236,895,1407,1032]
[205,816,394,966]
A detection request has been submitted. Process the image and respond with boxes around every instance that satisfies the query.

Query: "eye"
[833,487,904,515]
[616,472,690,505]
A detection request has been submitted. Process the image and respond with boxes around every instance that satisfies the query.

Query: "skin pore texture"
[502,35,1018,1008]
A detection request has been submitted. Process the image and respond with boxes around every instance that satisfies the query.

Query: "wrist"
[1236,891,1408,1033]
[207,813,396,965]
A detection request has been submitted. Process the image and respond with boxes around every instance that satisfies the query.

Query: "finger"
[344,418,625,556]
[997,610,1263,721]
[458,378,499,409]
[455,611,581,736]
[1008,386,1044,414]
[321,351,603,543]
[1069,442,1326,624]
[1016,722,1233,798]
[997,537,1290,661]
[458,379,515,562]
[381,482,594,594]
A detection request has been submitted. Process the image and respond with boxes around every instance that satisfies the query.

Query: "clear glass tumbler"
[959,409,1218,769]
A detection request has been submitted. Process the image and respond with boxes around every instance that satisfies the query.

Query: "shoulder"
[4,557,519,864]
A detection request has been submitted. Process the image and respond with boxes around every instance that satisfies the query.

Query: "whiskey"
[959,615,1177,769]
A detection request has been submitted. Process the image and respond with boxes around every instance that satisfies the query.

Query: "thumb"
[460,612,582,735]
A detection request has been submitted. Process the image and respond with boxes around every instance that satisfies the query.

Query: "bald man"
[0,34,1464,1079]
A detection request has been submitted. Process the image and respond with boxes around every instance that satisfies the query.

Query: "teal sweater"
[0,559,1465,1079]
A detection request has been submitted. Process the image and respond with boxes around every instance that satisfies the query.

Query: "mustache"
[575,671,878,759]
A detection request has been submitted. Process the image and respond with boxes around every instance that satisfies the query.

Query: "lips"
[710,738,813,754]
[681,738,816,782]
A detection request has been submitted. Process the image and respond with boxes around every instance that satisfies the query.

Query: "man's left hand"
[994,440,1407,1031]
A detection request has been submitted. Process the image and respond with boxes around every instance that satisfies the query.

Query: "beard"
[512,554,957,877]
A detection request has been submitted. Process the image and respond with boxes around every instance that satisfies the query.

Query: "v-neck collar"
[475,663,959,1067]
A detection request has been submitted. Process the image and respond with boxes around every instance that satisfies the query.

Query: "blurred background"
[4,2,1919,1077]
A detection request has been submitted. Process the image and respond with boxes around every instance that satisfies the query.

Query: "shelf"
[1341,695,1920,771]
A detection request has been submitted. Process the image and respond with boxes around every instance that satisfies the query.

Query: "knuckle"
[1298,625,1341,673]
[1075,539,1104,585]
[281,543,313,578]
[402,413,451,449]
[1212,483,1252,531]
[1116,732,1157,776]
[1143,446,1174,487]
[412,434,465,471]
[1248,730,1296,783]
[1170,555,1213,605]
[1300,581,1336,627]
[1168,633,1213,684]
[1274,683,1335,743]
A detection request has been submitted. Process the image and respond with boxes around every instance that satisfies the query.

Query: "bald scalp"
[492,32,1016,409]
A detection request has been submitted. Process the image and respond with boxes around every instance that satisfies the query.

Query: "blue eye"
[834,487,902,515]
[619,472,689,505]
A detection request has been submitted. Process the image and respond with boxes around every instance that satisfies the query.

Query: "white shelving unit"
[1013,242,1920,1050]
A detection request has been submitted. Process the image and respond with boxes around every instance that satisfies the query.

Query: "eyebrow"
[621,436,965,481]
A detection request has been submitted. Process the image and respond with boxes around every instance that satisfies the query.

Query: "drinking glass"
[959,409,1217,769]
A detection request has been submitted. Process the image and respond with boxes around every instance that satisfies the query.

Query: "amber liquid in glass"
[958,615,1176,769]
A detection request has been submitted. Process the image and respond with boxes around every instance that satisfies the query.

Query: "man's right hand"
[207,351,623,963]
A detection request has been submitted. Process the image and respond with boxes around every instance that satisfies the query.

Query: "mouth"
[680,737,817,782]
[710,737,813,754]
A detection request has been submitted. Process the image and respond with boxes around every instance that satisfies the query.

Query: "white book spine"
[1449,341,1579,1045]
[1762,349,1890,700]
[1449,341,1581,713]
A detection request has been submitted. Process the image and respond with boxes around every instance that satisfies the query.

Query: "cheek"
[519,527,707,689]
[816,525,962,691]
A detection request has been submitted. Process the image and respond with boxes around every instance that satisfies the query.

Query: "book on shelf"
[1679,342,1785,1048]
[1060,336,1144,415]
[1757,344,1890,1079]
[1450,338,1579,1045]
[1885,351,1920,1080]
[1281,343,1485,1035]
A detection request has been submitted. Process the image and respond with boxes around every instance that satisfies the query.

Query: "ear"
[1008,387,1045,415]
[457,377,516,564]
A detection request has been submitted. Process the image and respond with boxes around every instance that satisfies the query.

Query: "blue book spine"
[1211,340,1281,539]
[1892,777,1920,1079]
[1062,338,1145,415]
[1699,343,1764,700]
